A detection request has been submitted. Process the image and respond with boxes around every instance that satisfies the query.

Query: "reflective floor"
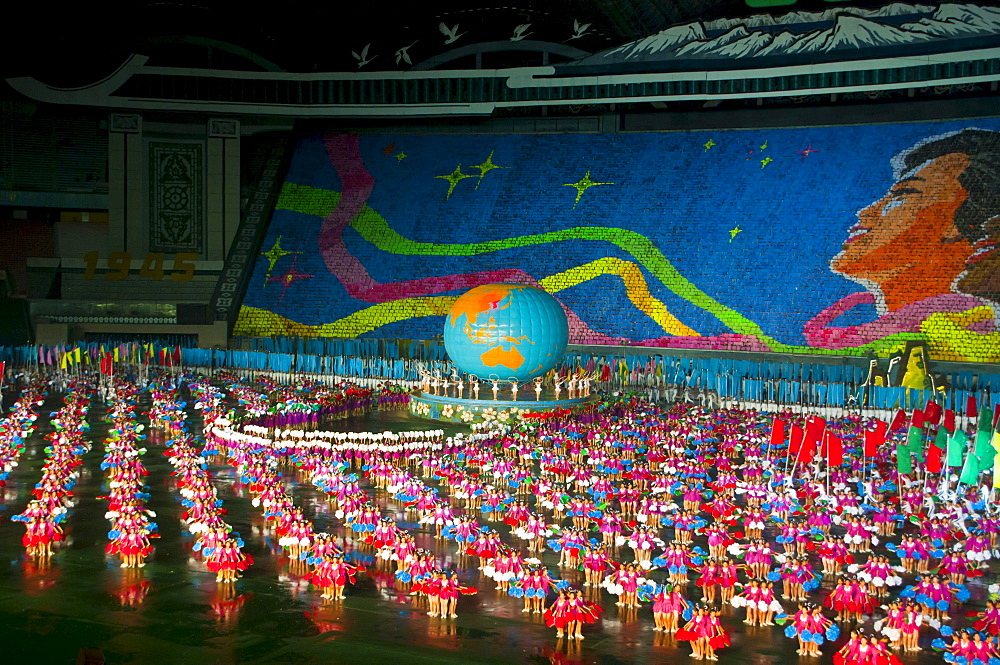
[0,395,984,665]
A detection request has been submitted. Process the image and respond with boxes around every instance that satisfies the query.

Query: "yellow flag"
[60,352,69,370]
[74,347,82,363]
[113,347,119,362]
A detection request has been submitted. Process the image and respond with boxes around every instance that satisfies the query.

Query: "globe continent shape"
[444,284,568,382]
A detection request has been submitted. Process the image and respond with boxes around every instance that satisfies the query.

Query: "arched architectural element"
[412,40,590,71]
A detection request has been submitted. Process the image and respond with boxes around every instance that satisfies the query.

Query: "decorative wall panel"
[148,141,204,254]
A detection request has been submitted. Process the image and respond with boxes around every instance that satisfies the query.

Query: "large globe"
[444,284,568,383]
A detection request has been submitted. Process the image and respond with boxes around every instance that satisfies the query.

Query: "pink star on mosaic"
[796,144,819,160]
[268,257,314,303]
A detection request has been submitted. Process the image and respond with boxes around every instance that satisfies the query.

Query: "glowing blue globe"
[443,284,568,382]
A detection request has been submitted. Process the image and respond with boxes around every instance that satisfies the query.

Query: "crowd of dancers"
[2,366,999,664]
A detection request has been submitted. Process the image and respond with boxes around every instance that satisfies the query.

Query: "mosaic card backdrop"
[237,120,1000,362]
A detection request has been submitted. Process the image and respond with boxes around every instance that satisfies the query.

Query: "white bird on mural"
[439,21,466,45]
[395,41,418,65]
[510,23,532,41]
[352,43,376,68]
[567,18,592,40]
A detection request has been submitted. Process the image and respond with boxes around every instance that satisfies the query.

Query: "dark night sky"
[1,0,925,84]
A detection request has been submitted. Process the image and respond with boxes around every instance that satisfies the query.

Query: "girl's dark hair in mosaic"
[901,128,1000,244]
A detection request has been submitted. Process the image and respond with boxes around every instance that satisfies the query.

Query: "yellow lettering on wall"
[105,252,130,281]
[79,252,200,281]
[139,253,165,281]
[170,253,198,282]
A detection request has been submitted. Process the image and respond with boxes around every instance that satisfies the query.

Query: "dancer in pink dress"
[651,583,689,633]
[677,605,729,661]
[306,552,360,600]
[825,575,874,623]
[581,543,613,588]
[545,588,601,640]
[789,602,837,657]
[604,561,643,609]
[973,599,1000,635]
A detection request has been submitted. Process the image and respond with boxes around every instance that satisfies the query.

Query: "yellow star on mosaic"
[435,164,473,199]
[729,226,743,242]
[703,139,717,151]
[470,150,507,188]
[563,170,613,208]
[761,156,773,169]
[395,152,407,162]
[260,236,300,284]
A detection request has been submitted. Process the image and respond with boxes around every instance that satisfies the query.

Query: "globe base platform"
[408,389,596,424]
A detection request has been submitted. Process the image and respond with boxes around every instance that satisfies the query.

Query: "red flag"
[889,409,907,431]
[875,419,888,444]
[923,400,942,427]
[864,430,878,458]
[942,409,955,434]
[968,395,978,419]
[910,409,925,430]
[805,416,826,450]
[770,418,786,449]
[789,424,804,455]
[796,435,816,465]
[864,420,888,458]
[926,443,943,473]
[994,407,1000,432]
[826,432,844,467]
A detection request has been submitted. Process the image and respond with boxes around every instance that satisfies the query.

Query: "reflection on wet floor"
[0,393,987,665]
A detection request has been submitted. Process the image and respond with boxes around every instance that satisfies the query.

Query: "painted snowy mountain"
[570,2,1000,66]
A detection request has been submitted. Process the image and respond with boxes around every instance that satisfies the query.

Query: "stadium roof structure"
[3,0,999,115]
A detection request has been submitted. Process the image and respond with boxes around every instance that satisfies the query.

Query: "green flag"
[906,426,925,463]
[933,427,948,450]
[979,405,994,432]
[959,447,980,484]
[975,429,995,471]
[947,429,967,467]
[896,442,912,474]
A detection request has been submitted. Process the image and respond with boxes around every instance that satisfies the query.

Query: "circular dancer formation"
[210,377,999,662]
